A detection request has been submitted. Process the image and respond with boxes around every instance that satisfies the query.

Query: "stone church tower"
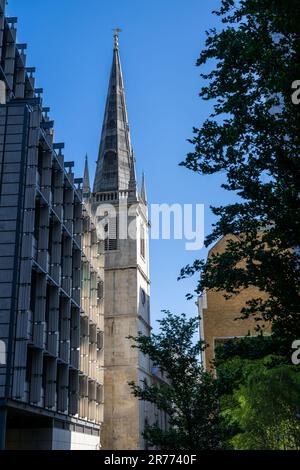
[88,33,152,450]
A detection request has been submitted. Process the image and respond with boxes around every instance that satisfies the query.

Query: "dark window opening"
[25,347,34,384]
[104,217,118,252]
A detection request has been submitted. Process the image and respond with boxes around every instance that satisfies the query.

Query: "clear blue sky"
[10,0,233,329]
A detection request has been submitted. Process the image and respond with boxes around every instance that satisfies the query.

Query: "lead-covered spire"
[93,33,137,198]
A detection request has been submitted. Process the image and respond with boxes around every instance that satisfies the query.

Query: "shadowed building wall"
[198,235,271,373]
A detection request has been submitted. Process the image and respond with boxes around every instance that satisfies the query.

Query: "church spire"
[93,32,137,198]
[83,154,91,198]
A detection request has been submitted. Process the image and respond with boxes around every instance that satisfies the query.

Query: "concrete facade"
[0,2,104,449]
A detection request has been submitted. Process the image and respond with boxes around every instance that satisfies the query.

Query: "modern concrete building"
[0,2,104,449]
[88,32,153,449]
[197,235,270,373]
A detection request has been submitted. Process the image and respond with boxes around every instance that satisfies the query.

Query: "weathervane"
[113,28,122,49]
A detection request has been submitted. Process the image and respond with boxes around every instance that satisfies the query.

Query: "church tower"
[91,32,152,450]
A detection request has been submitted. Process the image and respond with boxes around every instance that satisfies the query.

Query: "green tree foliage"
[215,338,300,449]
[179,0,300,345]
[225,361,300,449]
[128,311,227,450]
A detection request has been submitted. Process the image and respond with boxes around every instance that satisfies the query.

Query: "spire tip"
[113,27,122,49]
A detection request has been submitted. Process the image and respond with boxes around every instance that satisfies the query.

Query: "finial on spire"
[113,28,122,49]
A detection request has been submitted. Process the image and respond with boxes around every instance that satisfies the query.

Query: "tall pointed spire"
[83,154,91,198]
[93,32,137,198]
[141,171,147,205]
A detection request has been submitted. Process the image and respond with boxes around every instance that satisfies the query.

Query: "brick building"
[197,235,270,372]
